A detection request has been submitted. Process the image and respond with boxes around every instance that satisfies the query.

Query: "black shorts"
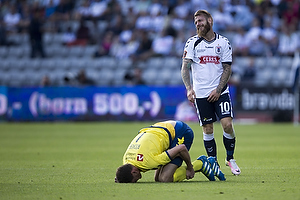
[195,93,233,126]
[169,121,194,166]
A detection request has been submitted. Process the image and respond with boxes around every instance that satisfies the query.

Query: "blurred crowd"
[0,0,299,60]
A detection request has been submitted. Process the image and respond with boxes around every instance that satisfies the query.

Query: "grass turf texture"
[0,122,299,200]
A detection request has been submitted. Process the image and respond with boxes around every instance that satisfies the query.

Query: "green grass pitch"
[0,122,300,200]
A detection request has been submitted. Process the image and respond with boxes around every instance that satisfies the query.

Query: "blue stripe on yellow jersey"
[123,122,175,172]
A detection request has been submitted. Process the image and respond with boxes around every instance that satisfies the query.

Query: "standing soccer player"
[181,10,241,175]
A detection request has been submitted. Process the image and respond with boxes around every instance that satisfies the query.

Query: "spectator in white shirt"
[173,0,190,19]
[3,5,21,33]
[246,18,267,56]
[212,2,234,32]
[261,20,278,56]
[151,27,174,56]
[62,26,76,45]
[90,0,108,20]
[133,0,150,14]
[150,10,166,33]
[278,24,298,57]
[135,11,152,31]
[232,26,250,56]
[74,0,92,20]
[148,0,168,16]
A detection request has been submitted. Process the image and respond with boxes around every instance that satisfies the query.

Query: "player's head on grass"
[115,164,141,183]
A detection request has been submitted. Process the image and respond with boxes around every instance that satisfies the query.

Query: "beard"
[197,22,211,37]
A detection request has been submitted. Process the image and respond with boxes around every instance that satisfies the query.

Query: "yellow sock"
[192,160,203,172]
[173,166,187,182]
[173,160,203,182]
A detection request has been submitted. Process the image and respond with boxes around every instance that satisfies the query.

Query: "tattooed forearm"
[181,58,193,90]
[216,63,231,94]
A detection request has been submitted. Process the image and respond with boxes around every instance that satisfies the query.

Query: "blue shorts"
[195,93,233,126]
[169,121,194,166]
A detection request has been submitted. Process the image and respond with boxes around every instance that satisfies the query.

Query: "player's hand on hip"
[187,89,196,103]
[207,89,220,102]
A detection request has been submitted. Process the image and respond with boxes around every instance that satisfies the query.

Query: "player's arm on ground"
[181,58,196,102]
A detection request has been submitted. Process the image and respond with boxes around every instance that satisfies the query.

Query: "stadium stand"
[0,0,299,87]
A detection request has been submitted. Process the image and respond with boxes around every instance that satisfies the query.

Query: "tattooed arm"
[181,58,196,102]
[217,63,232,94]
[207,63,232,102]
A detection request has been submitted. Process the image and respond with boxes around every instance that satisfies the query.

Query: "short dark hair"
[115,164,133,183]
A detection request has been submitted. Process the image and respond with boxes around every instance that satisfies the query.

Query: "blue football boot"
[197,155,215,181]
[208,156,226,181]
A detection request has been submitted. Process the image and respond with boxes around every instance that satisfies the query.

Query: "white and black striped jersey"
[183,33,232,98]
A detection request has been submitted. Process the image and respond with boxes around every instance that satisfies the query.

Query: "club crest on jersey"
[137,154,144,161]
[215,45,222,54]
[199,56,220,64]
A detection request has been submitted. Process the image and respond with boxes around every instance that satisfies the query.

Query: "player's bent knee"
[221,119,233,133]
[158,175,173,182]
[202,124,213,134]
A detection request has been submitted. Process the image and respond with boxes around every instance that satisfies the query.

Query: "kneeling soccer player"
[115,120,226,183]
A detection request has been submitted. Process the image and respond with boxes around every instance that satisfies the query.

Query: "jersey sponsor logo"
[203,117,213,122]
[137,154,144,161]
[199,56,220,64]
[197,49,206,53]
[129,144,141,149]
[125,153,136,160]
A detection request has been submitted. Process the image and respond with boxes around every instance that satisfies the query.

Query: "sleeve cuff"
[165,151,172,160]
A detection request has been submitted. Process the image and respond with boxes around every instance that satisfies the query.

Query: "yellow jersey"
[123,122,176,172]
